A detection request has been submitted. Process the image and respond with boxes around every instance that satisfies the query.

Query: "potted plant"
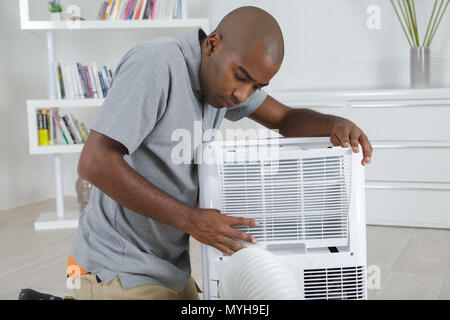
[391,0,449,88]
[48,0,63,21]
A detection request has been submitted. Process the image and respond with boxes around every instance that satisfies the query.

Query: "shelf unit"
[27,99,103,155]
[20,0,210,230]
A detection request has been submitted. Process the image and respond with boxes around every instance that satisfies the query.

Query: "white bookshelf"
[19,0,209,31]
[20,0,210,230]
[20,18,210,31]
[27,99,104,155]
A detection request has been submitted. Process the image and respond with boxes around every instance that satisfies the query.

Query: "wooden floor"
[1,197,449,300]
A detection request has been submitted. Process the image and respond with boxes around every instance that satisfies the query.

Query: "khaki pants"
[72,273,202,300]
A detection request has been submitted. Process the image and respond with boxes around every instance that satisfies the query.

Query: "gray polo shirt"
[69,28,268,291]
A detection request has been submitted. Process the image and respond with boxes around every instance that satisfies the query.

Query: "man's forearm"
[81,154,194,233]
[279,108,342,137]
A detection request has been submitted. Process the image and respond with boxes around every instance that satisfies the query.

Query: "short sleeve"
[90,45,168,155]
[224,89,268,122]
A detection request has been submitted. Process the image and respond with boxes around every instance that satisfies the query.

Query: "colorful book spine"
[58,113,74,144]
[103,0,112,19]
[108,0,117,20]
[98,71,107,97]
[83,66,94,98]
[47,110,54,145]
[97,1,107,20]
[121,0,131,19]
[129,0,139,19]
[176,0,181,19]
[37,111,49,146]
[134,0,144,19]
[57,63,66,99]
[76,63,88,98]
[151,0,158,19]
[112,0,122,20]
[78,122,89,142]
[143,0,152,19]
[68,113,84,143]
[52,112,69,144]
[87,65,98,98]
[101,66,111,88]
[62,114,79,144]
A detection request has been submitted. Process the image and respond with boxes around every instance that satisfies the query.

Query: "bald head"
[213,6,284,66]
[199,6,283,109]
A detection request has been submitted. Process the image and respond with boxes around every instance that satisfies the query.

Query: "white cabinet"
[270,88,450,229]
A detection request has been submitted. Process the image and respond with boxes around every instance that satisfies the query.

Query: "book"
[118,0,127,19]
[57,63,66,99]
[101,66,111,89]
[181,0,188,19]
[78,122,89,141]
[68,113,84,143]
[47,110,54,145]
[91,63,103,99]
[76,63,88,98]
[98,71,107,97]
[71,64,82,99]
[87,65,98,98]
[52,112,69,144]
[83,66,94,98]
[112,0,122,20]
[138,0,148,20]
[108,0,117,20]
[58,113,74,144]
[97,1,107,20]
[53,62,62,99]
[37,111,48,146]
[129,0,139,19]
[151,0,158,19]
[103,0,112,19]
[43,110,50,145]
[134,0,144,20]
[143,0,152,19]
[62,65,74,99]
[62,114,79,144]
[176,0,181,19]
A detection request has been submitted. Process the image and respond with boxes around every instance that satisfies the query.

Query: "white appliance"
[197,137,367,300]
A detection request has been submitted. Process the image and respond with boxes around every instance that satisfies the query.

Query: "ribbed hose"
[218,248,302,300]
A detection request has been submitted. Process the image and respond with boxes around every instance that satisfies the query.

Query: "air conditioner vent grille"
[303,266,366,300]
[218,155,351,243]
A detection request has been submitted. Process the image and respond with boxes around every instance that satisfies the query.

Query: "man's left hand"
[329,118,373,166]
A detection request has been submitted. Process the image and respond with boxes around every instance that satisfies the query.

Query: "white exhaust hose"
[218,247,303,300]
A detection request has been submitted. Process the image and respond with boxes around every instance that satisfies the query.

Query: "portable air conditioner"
[197,137,367,300]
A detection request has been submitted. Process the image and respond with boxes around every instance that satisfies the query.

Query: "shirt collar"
[177,28,207,96]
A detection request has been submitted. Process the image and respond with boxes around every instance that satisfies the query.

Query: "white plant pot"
[50,12,62,21]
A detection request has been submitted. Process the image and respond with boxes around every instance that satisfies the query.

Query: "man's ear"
[205,32,222,57]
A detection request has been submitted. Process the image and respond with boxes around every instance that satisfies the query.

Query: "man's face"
[200,35,280,109]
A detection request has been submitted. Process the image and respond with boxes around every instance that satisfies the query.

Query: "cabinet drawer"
[348,106,450,141]
[366,188,450,229]
[365,148,450,182]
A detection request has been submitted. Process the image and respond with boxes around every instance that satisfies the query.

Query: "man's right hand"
[186,208,259,256]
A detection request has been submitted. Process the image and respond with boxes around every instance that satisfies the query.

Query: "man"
[68,6,373,300]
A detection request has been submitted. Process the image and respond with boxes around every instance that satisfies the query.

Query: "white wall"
[1,0,449,210]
